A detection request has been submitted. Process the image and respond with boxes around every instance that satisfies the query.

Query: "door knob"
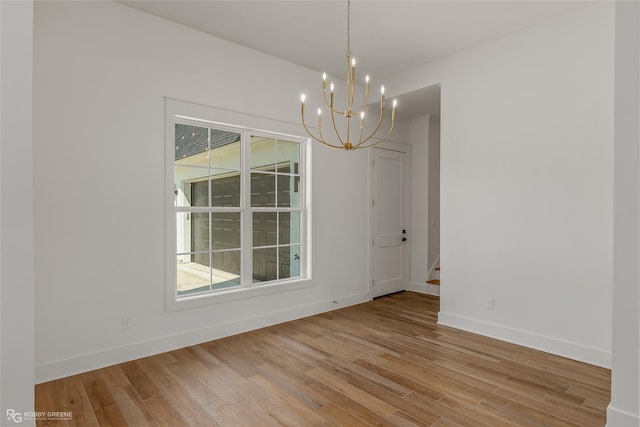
[402,237,407,242]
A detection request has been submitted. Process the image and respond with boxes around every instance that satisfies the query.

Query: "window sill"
[166,277,313,312]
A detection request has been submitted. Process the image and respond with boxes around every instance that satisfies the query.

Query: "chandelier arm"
[329,103,347,148]
[347,54,357,113]
[351,81,357,112]
[318,115,328,145]
[354,119,396,149]
[356,104,386,148]
[346,54,351,113]
[322,91,346,116]
[301,111,331,147]
[346,82,356,113]
[349,65,356,112]
[302,120,344,149]
[316,137,349,150]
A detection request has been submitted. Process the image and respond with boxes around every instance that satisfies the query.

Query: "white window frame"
[165,99,312,311]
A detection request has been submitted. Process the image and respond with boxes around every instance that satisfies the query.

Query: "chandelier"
[300,0,397,150]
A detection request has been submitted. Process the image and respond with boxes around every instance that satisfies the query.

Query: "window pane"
[211,213,241,250]
[253,212,277,247]
[175,124,209,166]
[191,212,210,254]
[277,140,300,173]
[177,254,210,296]
[211,170,240,207]
[253,247,277,283]
[176,212,190,254]
[212,250,241,290]
[277,175,300,208]
[251,173,276,207]
[177,212,210,254]
[279,212,300,245]
[280,245,301,280]
[174,166,208,207]
[209,130,241,169]
[190,179,210,207]
[251,136,276,170]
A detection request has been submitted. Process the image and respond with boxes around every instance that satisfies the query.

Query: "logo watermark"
[6,409,72,423]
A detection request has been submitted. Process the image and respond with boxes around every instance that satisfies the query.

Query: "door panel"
[372,147,408,297]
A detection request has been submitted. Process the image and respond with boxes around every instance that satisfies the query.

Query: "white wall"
[388,3,615,367]
[33,1,386,382]
[1,0,36,423]
[609,1,640,425]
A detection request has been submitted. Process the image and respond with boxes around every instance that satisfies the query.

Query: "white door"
[372,147,408,298]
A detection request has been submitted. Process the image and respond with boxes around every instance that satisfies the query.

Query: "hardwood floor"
[35,292,610,426]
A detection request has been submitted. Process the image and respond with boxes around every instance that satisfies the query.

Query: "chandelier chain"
[346,0,351,56]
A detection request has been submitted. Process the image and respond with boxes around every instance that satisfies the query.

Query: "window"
[167,105,310,309]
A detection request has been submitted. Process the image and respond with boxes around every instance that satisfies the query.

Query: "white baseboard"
[35,292,371,383]
[409,281,440,296]
[437,311,611,368]
[606,404,640,427]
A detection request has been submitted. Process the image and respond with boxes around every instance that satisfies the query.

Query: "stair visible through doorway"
[427,267,440,286]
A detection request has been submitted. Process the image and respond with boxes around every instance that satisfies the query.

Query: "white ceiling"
[120,0,594,119]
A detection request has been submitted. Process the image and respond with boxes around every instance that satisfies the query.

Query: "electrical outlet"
[122,316,132,329]
[487,298,495,311]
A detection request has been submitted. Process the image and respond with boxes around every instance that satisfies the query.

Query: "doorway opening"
[369,84,441,298]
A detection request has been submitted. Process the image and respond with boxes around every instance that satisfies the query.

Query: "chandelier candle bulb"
[351,58,356,81]
[392,99,397,121]
[330,82,335,106]
[365,75,370,102]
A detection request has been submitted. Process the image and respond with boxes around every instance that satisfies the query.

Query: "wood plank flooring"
[35,292,610,426]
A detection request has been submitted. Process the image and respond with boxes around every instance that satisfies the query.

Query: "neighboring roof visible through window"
[175,124,241,161]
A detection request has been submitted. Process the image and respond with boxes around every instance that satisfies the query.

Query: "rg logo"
[6,409,22,423]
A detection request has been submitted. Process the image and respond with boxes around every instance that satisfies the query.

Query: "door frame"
[368,140,411,299]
